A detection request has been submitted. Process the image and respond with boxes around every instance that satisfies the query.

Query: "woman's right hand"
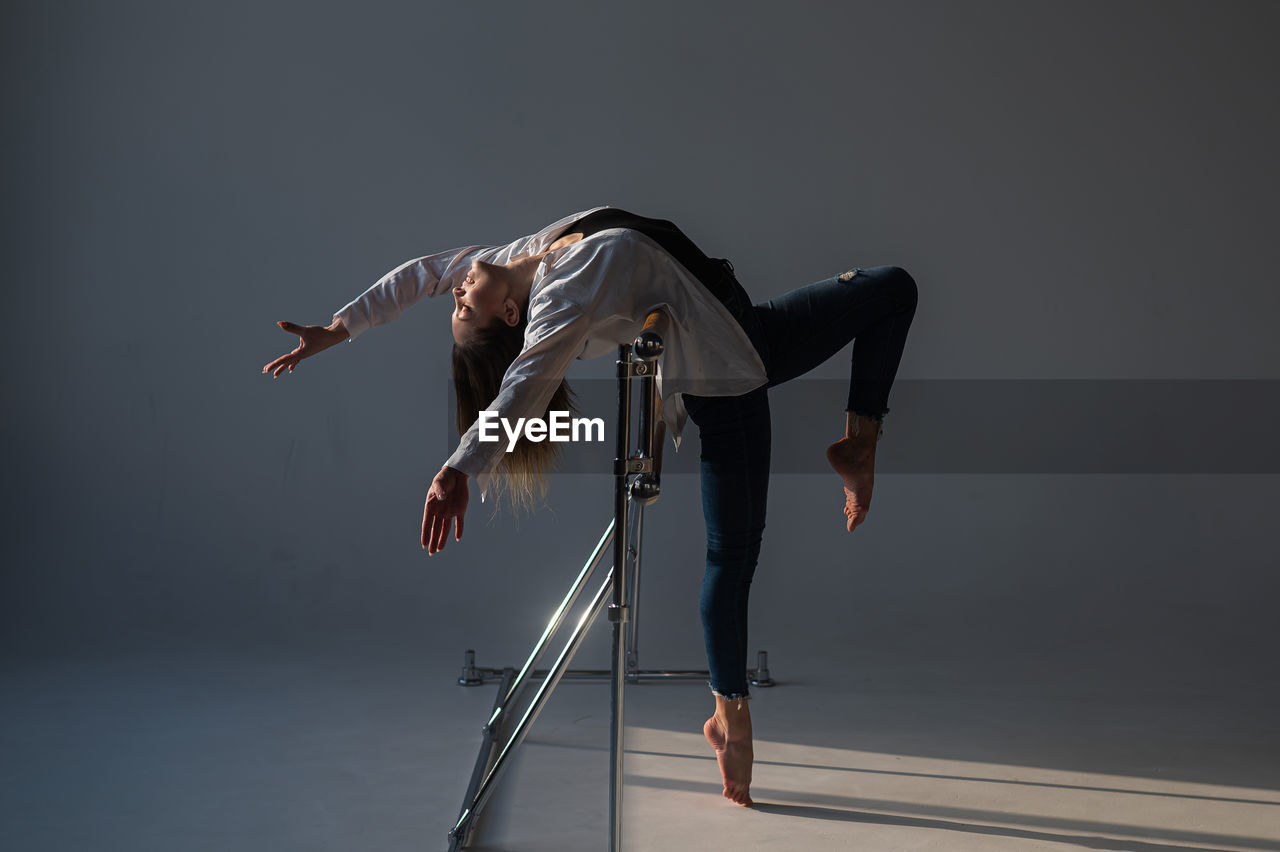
[261,319,349,377]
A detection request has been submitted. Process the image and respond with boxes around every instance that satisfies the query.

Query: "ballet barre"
[447,308,775,851]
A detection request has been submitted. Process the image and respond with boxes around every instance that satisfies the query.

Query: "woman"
[262,205,919,807]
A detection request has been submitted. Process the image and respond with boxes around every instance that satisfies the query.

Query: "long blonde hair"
[451,313,580,515]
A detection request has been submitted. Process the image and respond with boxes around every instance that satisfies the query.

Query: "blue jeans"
[682,263,919,701]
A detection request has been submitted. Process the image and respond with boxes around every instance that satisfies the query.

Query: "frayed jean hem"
[847,409,889,439]
[709,682,752,709]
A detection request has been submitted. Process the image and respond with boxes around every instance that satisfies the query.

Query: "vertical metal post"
[628,347,657,679]
[608,344,632,852]
[625,498,644,675]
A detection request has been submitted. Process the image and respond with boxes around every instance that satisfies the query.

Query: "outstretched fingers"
[262,321,306,377]
[422,495,437,552]
[433,509,447,554]
[424,493,455,555]
[262,353,295,377]
[422,470,468,555]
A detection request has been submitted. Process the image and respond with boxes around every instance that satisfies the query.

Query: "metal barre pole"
[608,337,632,852]
[607,309,666,850]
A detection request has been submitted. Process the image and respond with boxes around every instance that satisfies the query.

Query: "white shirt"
[332,205,769,502]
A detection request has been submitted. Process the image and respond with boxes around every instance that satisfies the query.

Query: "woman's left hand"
[422,466,469,555]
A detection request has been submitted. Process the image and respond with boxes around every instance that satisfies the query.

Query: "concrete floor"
[2,646,1277,852]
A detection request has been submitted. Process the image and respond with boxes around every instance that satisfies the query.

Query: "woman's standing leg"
[677,262,917,805]
[682,385,771,806]
[751,265,919,529]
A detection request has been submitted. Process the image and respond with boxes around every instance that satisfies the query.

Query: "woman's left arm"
[420,240,627,554]
[420,301,594,555]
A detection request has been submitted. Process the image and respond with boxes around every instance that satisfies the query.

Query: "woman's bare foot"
[825,413,882,532]
[703,697,754,806]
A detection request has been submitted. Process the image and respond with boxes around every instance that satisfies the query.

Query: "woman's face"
[452,259,513,345]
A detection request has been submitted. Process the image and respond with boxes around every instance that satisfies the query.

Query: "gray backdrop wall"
[3,0,1276,689]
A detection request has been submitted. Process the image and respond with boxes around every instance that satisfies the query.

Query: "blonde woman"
[262,205,919,806]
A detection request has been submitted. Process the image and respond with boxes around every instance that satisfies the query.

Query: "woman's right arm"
[261,243,497,377]
[262,244,491,378]
[334,216,574,343]
[263,218,568,376]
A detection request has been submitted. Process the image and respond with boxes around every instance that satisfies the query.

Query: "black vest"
[554,207,737,305]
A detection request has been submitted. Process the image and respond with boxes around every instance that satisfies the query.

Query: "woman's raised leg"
[752,265,919,529]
